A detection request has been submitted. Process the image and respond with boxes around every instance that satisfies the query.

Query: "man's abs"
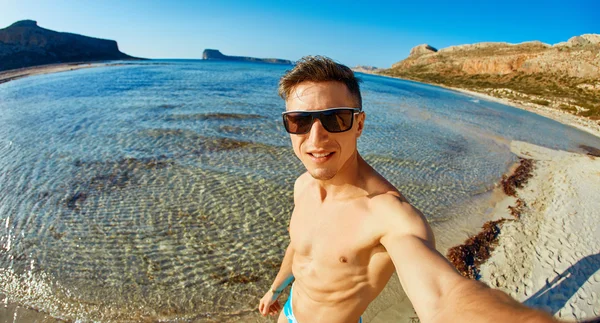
[288,252,394,323]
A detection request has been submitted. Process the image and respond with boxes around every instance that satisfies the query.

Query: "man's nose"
[307,118,329,142]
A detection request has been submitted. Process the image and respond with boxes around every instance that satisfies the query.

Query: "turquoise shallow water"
[1,60,599,322]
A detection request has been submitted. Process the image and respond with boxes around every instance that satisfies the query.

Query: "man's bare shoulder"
[293,172,312,201]
[294,172,312,189]
[288,173,311,233]
[368,192,435,246]
[367,192,416,223]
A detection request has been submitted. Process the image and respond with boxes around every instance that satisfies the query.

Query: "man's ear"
[356,111,366,138]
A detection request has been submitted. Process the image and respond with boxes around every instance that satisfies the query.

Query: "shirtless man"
[258,56,557,323]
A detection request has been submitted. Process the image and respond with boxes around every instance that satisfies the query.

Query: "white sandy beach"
[478,141,600,321]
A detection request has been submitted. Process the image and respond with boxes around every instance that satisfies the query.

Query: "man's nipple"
[339,256,348,263]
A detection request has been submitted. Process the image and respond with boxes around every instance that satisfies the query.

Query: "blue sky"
[1,0,598,67]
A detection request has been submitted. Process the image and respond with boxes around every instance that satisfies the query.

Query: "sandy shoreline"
[0,62,121,85]
[448,87,600,139]
[478,141,600,320]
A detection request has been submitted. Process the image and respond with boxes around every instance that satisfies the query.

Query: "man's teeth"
[312,152,332,158]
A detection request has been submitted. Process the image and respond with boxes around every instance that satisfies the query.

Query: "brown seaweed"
[447,219,508,279]
[508,198,526,219]
[501,158,534,196]
[580,144,600,158]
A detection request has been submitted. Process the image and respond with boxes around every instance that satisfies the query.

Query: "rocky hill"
[381,35,600,119]
[351,65,384,74]
[202,49,291,65]
[0,20,137,71]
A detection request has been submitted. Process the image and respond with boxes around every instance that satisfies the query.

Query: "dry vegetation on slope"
[380,35,600,121]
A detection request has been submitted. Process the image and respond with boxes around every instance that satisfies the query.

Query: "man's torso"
[288,171,400,323]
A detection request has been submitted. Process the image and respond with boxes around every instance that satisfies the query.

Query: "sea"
[1,60,599,322]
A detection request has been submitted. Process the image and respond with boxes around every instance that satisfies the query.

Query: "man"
[258,56,557,323]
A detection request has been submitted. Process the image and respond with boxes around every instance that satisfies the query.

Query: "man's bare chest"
[290,202,380,266]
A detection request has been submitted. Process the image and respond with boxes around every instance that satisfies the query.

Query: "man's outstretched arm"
[376,194,557,323]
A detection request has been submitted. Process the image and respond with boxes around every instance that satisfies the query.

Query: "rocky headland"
[379,34,600,131]
[202,49,291,65]
[0,20,138,72]
[351,65,384,74]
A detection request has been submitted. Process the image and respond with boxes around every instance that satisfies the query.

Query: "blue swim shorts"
[283,284,363,323]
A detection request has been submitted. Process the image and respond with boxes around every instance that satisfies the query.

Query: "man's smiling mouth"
[310,152,333,158]
[308,151,335,163]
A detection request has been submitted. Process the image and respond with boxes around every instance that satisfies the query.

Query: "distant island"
[202,49,292,65]
[351,65,383,74]
[0,20,140,72]
[379,34,600,121]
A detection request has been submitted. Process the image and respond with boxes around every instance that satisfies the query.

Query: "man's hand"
[258,290,282,316]
[258,243,295,317]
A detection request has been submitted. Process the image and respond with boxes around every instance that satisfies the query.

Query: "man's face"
[285,81,365,180]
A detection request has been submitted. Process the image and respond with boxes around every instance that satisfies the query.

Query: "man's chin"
[308,168,336,181]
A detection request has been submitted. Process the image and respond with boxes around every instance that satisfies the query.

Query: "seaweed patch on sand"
[447,219,508,279]
[501,158,534,219]
[501,158,534,197]
[507,198,525,219]
[580,144,600,158]
[447,157,536,278]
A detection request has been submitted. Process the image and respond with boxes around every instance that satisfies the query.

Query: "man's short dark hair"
[278,56,362,109]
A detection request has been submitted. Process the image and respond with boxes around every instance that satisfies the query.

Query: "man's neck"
[313,152,368,202]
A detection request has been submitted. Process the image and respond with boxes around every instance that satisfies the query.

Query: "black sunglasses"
[282,108,361,134]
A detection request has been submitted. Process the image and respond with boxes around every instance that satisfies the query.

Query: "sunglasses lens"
[283,109,357,134]
[320,109,353,132]
[284,112,313,134]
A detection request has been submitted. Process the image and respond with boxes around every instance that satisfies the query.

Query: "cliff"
[381,35,600,119]
[0,20,138,71]
[202,49,291,65]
